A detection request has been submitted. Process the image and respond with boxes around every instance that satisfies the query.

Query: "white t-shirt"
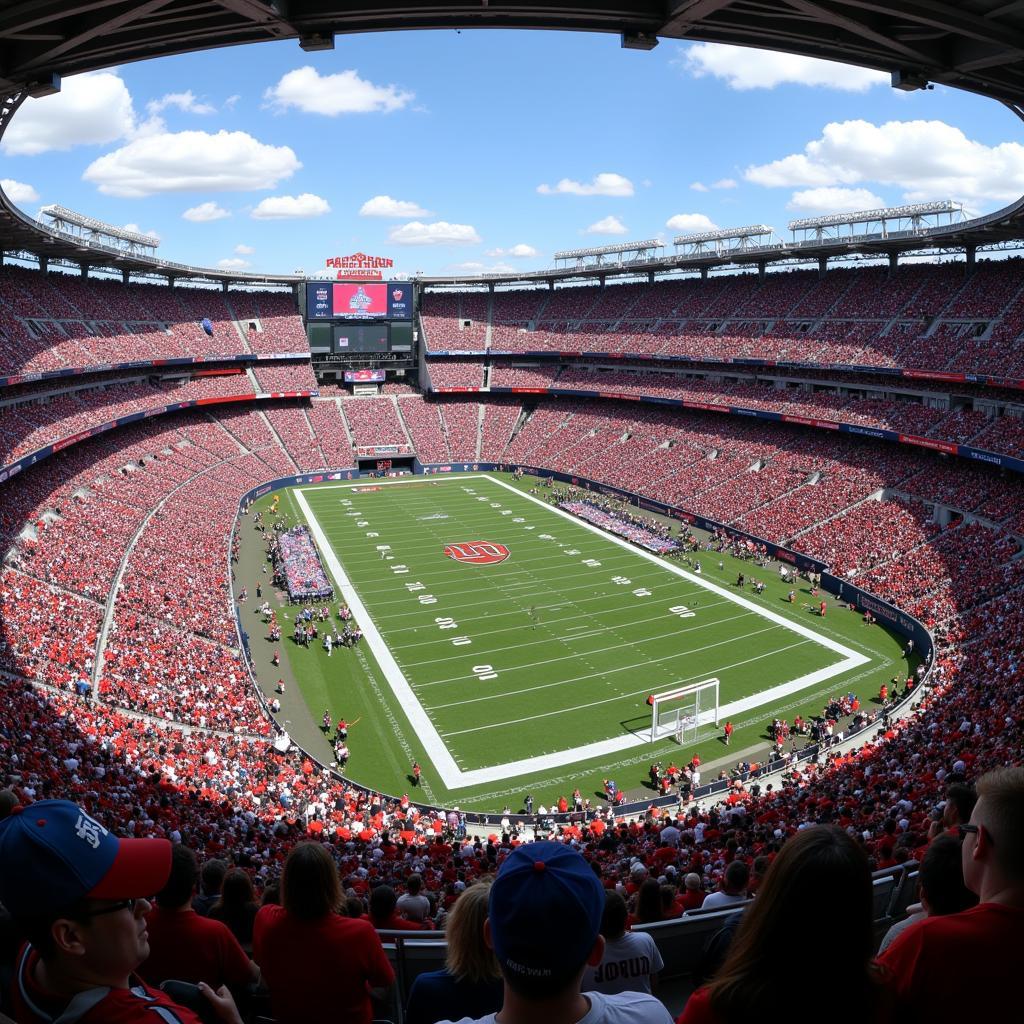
[700,891,747,910]
[440,989,672,1024]
[583,931,665,995]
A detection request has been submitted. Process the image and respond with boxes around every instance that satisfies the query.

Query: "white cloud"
[251,193,331,220]
[1,179,39,203]
[666,213,718,233]
[148,90,216,116]
[679,42,889,92]
[359,194,432,218]
[234,243,255,255]
[264,66,413,115]
[224,95,240,110]
[486,243,538,258]
[712,178,737,190]
[584,215,628,236]
[83,129,300,197]
[3,71,136,156]
[217,258,250,270]
[538,172,634,197]
[389,220,481,245]
[183,201,230,222]
[690,182,710,193]
[787,187,886,213]
[744,119,1024,205]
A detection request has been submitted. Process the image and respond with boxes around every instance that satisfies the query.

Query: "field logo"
[444,541,510,565]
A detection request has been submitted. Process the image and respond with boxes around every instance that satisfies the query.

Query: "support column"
[817,255,828,280]
[758,261,766,282]
[888,252,899,278]
[700,267,708,282]
[966,245,977,272]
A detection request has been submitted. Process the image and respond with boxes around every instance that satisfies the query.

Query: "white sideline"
[296,475,870,789]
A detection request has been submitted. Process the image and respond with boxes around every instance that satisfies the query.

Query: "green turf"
[247,473,905,811]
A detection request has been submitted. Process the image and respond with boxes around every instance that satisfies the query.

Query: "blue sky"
[0,29,1020,277]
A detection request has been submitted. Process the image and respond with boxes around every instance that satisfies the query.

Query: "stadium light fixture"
[673,225,773,246]
[788,201,961,232]
[554,239,662,260]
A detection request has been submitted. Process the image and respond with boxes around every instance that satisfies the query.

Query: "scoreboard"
[306,281,412,321]
[304,280,415,361]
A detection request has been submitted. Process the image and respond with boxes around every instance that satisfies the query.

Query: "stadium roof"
[1,1,1024,285]
[1,3,1023,107]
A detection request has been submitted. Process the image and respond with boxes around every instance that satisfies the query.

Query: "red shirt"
[140,906,252,988]
[253,904,394,1024]
[12,943,204,1024]
[879,903,1024,1022]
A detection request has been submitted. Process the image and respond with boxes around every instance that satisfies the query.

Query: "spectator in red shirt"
[140,845,259,991]
[253,841,394,1024]
[679,873,705,912]
[677,826,890,1024]
[880,766,1024,1022]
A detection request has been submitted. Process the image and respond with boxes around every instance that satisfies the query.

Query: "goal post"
[650,678,720,744]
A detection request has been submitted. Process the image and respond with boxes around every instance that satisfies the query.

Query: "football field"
[277,473,893,801]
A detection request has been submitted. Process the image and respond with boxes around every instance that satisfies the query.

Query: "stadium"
[0,4,1020,1023]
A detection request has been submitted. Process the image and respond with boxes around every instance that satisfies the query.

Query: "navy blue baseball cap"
[488,841,604,986]
[0,800,171,920]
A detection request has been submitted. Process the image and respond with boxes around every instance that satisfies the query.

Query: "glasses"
[957,824,980,840]
[74,896,149,920]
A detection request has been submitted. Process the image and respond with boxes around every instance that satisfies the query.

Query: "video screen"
[306,282,413,320]
[334,324,389,352]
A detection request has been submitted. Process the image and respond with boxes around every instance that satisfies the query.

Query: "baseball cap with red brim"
[0,800,171,920]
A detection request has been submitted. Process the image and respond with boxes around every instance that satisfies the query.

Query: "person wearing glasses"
[0,799,243,1024]
[879,766,1024,1020]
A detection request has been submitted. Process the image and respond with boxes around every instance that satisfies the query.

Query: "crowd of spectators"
[557,495,680,554]
[0,266,310,376]
[306,400,356,469]
[342,396,413,449]
[271,525,334,602]
[420,259,1024,380]
[263,405,327,472]
[426,360,485,389]
[252,362,319,394]
[0,372,259,466]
